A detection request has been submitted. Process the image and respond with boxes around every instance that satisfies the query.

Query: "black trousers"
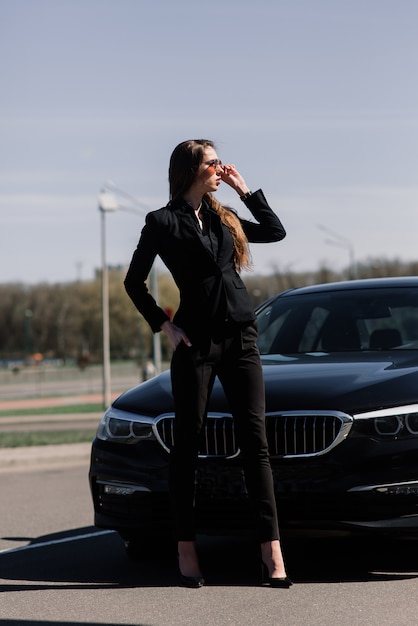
[169,321,280,542]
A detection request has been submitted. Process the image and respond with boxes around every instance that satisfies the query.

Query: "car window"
[256,305,292,354]
[256,287,418,354]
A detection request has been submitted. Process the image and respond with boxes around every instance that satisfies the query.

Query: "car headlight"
[405,412,418,434]
[374,415,403,436]
[354,404,418,438]
[96,407,155,444]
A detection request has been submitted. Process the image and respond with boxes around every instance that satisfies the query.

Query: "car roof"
[278,276,418,297]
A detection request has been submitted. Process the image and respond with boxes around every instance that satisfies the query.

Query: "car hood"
[260,352,418,413]
[113,351,418,417]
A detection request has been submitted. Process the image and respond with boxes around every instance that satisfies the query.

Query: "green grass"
[0,403,103,418]
[0,430,97,448]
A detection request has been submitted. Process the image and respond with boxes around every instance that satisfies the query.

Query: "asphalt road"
[1,461,418,626]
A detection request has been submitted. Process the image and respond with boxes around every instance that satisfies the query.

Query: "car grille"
[155,413,238,459]
[154,410,352,459]
[265,411,352,457]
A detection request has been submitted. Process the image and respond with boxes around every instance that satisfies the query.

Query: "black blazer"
[124,189,286,342]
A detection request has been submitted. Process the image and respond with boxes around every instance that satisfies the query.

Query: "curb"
[0,412,103,425]
[0,442,92,474]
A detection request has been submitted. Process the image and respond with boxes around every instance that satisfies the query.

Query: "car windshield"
[256,286,418,355]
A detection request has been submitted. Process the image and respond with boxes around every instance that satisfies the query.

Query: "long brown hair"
[168,139,251,271]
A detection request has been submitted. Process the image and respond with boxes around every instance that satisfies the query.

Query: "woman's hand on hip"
[160,320,192,349]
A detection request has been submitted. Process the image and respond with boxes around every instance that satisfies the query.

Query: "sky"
[1,0,418,284]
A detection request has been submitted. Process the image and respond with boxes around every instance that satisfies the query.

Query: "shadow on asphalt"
[1,526,418,591]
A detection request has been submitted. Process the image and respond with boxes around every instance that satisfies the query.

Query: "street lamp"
[98,189,118,408]
[317,224,357,279]
[24,308,33,357]
[98,184,162,408]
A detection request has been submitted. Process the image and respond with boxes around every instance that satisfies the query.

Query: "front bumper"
[89,438,418,537]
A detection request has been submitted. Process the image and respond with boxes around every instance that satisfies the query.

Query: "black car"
[89,277,418,554]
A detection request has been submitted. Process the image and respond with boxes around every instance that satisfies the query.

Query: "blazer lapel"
[172,200,232,269]
[175,205,220,264]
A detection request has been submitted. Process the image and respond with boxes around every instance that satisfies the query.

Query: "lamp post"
[98,183,162,408]
[318,224,357,279]
[98,189,118,408]
[150,264,161,373]
[24,308,33,358]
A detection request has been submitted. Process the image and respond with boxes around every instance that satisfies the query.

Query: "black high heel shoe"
[179,572,205,588]
[261,562,293,588]
[178,554,205,588]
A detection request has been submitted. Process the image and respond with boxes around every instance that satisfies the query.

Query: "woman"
[124,139,291,588]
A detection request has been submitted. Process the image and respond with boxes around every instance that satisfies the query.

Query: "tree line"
[1,257,417,365]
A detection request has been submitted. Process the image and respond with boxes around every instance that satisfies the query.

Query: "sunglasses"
[205,159,223,169]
